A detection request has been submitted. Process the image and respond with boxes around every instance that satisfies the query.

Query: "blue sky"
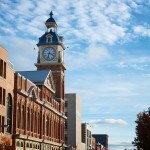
[0,0,150,149]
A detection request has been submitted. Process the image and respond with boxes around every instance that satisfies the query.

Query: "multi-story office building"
[82,123,92,150]
[0,11,67,150]
[65,93,85,150]
[92,134,108,150]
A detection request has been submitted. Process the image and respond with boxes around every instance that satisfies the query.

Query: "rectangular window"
[0,87,2,105]
[0,116,1,132]
[65,101,68,107]
[21,77,23,89]
[3,89,5,106]
[2,116,4,133]
[0,59,3,77]
[4,62,6,79]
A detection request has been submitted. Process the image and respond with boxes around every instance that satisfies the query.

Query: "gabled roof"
[17,70,50,84]
[17,70,55,93]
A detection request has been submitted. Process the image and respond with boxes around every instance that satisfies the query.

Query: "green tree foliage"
[132,108,150,150]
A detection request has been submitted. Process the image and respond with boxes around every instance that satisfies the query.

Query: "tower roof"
[37,29,60,46]
[45,11,57,28]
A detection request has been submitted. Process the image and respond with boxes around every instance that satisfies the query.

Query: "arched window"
[30,143,32,148]
[6,94,12,133]
[34,112,37,133]
[45,116,49,136]
[27,108,30,131]
[26,143,29,148]
[21,142,23,147]
[43,115,45,135]
[49,117,51,138]
[17,104,21,128]
[22,105,25,129]
[31,109,33,132]
[17,141,20,147]
[38,112,40,134]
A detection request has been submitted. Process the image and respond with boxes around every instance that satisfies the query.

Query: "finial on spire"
[50,11,53,17]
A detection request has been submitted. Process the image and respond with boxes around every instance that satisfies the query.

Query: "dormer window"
[47,37,52,43]
[46,34,53,43]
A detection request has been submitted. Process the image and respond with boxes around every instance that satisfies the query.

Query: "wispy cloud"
[133,25,150,37]
[0,35,37,70]
[0,0,143,46]
[88,119,128,127]
[115,55,150,71]
[109,142,134,150]
[65,44,110,70]
[135,104,149,110]
[0,0,150,145]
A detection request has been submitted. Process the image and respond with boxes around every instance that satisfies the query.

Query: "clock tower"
[35,11,65,112]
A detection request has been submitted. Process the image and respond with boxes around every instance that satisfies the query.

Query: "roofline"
[37,42,65,50]
[0,45,8,52]
[35,83,55,93]
[16,72,37,88]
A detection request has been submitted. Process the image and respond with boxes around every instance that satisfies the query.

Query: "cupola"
[45,11,57,29]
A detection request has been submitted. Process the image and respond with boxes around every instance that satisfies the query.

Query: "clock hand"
[48,51,51,58]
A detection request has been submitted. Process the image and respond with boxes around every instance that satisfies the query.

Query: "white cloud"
[109,142,134,150]
[65,45,110,70]
[0,0,132,46]
[117,61,128,68]
[133,25,150,37]
[0,27,16,35]
[0,36,37,70]
[116,56,150,71]
[0,0,150,146]
[104,1,131,23]
[135,104,149,110]
[87,45,110,61]
[88,119,128,126]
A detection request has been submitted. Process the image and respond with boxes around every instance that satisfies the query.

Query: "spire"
[50,11,53,17]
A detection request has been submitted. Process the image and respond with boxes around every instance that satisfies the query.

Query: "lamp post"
[0,125,8,135]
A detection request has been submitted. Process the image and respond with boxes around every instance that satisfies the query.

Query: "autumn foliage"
[0,135,11,146]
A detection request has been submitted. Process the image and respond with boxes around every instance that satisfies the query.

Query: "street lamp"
[0,125,8,128]
[0,125,8,134]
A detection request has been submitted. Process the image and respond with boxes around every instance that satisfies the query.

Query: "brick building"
[0,46,14,148]
[0,11,67,150]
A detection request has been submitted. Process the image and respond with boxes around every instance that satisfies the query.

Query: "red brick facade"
[0,46,14,147]
[12,71,66,150]
[0,12,67,150]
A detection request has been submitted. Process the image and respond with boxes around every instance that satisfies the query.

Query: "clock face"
[43,47,56,61]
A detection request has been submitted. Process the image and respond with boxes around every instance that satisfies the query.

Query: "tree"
[132,108,150,150]
[0,135,11,146]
